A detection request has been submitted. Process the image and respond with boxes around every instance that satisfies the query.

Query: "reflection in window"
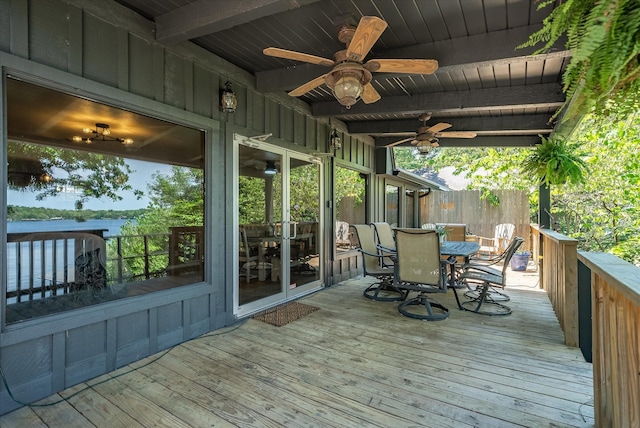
[5,78,205,324]
[335,167,366,249]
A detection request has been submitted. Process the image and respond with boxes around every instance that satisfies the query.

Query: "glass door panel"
[235,137,323,315]
[237,144,284,307]
[288,157,321,293]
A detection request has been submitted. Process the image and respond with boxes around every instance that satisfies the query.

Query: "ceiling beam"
[375,135,541,148]
[348,114,555,135]
[155,0,321,45]
[313,83,564,118]
[256,25,569,93]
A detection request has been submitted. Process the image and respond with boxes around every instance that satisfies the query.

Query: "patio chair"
[476,223,515,258]
[239,227,260,283]
[463,236,526,301]
[393,228,454,321]
[351,224,406,302]
[370,222,396,267]
[458,236,525,315]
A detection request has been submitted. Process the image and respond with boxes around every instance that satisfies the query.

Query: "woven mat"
[252,301,320,327]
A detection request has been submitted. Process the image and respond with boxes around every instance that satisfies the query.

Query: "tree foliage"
[551,103,640,265]
[8,141,140,209]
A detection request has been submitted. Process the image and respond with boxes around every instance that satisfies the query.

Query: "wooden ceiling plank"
[155,0,322,44]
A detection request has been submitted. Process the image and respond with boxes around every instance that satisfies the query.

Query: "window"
[335,166,367,249]
[5,77,205,324]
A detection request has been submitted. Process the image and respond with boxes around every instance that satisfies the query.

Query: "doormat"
[252,301,320,327]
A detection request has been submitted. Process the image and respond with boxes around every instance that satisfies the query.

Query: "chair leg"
[461,282,512,316]
[398,292,449,321]
[364,277,407,302]
[464,283,510,301]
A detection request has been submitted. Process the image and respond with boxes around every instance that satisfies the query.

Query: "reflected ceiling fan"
[385,113,477,153]
[263,16,438,108]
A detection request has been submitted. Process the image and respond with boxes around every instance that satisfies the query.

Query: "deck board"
[0,269,595,427]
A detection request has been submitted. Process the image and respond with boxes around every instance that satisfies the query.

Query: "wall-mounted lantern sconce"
[330,128,342,150]
[221,81,237,113]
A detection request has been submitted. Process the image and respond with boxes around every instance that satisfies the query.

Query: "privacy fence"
[421,189,532,251]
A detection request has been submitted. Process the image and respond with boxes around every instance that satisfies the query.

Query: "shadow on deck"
[0,263,594,427]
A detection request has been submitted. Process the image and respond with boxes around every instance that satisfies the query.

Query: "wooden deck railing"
[538,229,579,347]
[5,228,199,301]
[578,252,640,428]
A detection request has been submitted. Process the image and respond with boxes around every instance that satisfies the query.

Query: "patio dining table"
[441,240,480,309]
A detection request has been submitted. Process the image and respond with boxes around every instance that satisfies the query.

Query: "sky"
[8,159,174,211]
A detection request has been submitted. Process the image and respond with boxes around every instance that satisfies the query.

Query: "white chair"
[476,223,515,258]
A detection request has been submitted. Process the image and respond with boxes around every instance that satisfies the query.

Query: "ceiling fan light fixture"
[264,160,277,176]
[332,72,363,108]
[416,144,431,154]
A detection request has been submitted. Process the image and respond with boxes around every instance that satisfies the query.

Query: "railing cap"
[539,229,579,244]
[578,251,640,307]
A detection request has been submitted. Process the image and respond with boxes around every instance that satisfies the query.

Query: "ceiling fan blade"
[288,74,328,97]
[426,122,452,133]
[385,136,415,148]
[365,59,438,74]
[346,16,388,62]
[438,131,478,138]
[361,83,381,104]
[263,47,334,67]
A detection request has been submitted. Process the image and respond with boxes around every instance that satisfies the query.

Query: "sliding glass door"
[234,135,322,316]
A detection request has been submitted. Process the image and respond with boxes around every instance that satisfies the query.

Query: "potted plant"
[522,134,588,186]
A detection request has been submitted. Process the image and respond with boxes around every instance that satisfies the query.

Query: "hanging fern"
[522,135,588,186]
[518,0,640,120]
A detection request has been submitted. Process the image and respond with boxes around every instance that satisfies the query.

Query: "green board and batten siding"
[0,0,373,415]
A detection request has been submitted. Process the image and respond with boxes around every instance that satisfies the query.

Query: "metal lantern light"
[221,81,237,113]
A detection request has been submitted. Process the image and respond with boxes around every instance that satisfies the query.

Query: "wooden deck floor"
[0,266,594,427]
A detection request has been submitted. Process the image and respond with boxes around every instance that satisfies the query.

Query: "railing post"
[539,229,579,347]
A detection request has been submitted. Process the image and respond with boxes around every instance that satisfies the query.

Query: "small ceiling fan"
[263,16,438,108]
[385,113,477,153]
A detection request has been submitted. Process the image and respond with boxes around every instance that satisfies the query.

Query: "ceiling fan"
[263,16,438,108]
[385,113,477,153]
